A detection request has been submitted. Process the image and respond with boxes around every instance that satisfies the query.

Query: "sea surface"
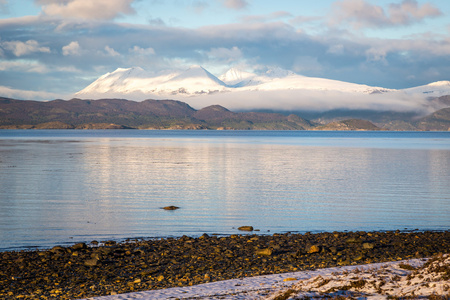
[0,130,449,251]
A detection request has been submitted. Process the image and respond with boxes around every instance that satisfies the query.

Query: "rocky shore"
[1,230,449,299]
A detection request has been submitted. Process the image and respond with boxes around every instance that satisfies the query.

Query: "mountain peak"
[111,67,144,74]
[428,81,450,87]
[187,65,204,70]
[265,67,294,78]
[75,65,450,109]
[219,68,256,86]
[170,65,226,87]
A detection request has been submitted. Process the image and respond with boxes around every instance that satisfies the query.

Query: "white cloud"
[37,0,136,20]
[0,85,61,100]
[330,0,442,29]
[1,40,50,57]
[182,89,430,114]
[0,59,48,73]
[104,45,120,57]
[62,41,81,56]
[129,46,155,55]
[221,0,248,10]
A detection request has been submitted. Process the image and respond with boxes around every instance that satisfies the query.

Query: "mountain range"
[76,65,450,98]
[1,97,449,131]
[1,65,449,130]
[74,65,450,116]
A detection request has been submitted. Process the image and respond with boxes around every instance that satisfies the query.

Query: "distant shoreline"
[1,97,450,131]
[0,125,448,131]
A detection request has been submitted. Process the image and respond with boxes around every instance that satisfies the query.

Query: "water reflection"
[0,133,449,250]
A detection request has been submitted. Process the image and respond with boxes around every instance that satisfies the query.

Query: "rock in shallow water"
[238,226,254,231]
[162,206,180,210]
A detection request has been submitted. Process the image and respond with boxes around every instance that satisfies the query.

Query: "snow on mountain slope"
[74,65,450,113]
[243,72,393,94]
[77,65,394,98]
[158,65,227,94]
[78,67,177,95]
[403,81,450,97]
[76,65,228,98]
[219,68,256,87]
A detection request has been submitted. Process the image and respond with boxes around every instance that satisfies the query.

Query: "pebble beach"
[1,230,449,299]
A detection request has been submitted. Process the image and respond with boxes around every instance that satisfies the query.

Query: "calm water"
[0,130,449,251]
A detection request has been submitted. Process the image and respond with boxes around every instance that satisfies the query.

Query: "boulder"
[238,226,254,231]
[162,206,180,210]
[72,243,87,250]
[307,245,321,254]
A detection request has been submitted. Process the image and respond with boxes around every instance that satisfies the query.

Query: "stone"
[255,248,272,256]
[345,237,362,244]
[238,226,254,231]
[84,258,99,267]
[354,254,364,261]
[198,233,209,239]
[162,206,180,210]
[307,245,320,254]
[2,230,449,299]
[72,243,87,250]
[363,242,374,249]
[51,246,66,253]
[283,277,297,282]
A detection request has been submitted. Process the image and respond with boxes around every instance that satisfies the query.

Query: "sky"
[0,0,449,100]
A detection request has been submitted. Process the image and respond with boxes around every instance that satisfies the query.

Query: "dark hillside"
[0,98,197,128]
[414,107,450,131]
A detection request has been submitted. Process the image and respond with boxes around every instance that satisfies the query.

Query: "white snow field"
[74,66,450,113]
[84,254,449,300]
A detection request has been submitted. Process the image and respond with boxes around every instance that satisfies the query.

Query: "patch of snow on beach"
[85,255,449,299]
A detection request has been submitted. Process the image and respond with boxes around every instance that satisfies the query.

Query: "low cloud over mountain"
[74,65,450,116]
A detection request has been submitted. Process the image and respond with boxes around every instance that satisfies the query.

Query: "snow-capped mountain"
[78,65,227,96]
[75,65,395,98]
[218,68,256,87]
[403,81,450,97]
[74,65,450,113]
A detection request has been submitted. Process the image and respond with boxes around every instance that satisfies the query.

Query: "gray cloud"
[206,46,243,63]
[221,0,248,10]
[0,10,448,96]
[330,0,442,29]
